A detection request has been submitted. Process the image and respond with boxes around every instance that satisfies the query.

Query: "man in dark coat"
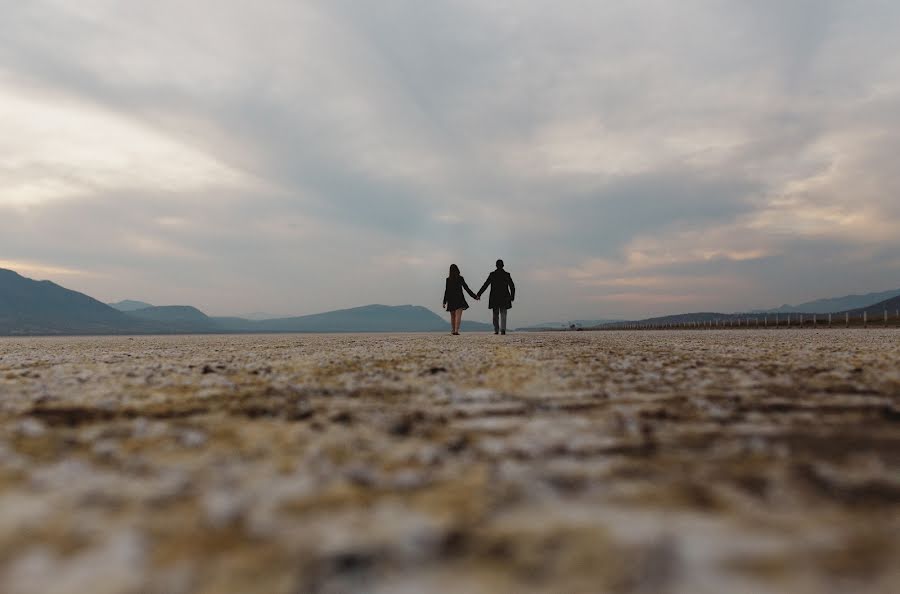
[477,259,516,335]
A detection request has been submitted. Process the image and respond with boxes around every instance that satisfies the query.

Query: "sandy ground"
[0,330,898,594]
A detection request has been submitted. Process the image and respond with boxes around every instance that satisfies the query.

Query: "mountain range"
[108,299,154,312]
[761,288,900,314]
[5,266,898,335]
[0,268,492,335]
[597,294,900,328]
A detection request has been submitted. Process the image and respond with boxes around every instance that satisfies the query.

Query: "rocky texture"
[0,330,897,594]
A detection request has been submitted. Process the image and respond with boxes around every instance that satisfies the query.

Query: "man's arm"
[508,273,515,301]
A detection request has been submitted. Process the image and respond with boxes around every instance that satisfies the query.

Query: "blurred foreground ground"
[0,330,898,594]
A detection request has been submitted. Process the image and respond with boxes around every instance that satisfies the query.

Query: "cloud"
[1,1,899,322]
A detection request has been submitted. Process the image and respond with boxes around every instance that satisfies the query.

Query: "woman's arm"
[462,278,478,299]
[443,278,449,307]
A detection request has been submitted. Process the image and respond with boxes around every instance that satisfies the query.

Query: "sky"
[2,0,899,325]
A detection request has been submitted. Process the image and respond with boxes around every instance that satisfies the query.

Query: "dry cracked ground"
[0,330,898,594]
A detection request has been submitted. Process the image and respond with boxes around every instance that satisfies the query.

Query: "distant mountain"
[844,295,900,316]
[0,268,503,335]
[765,288,900,314]
[125,306,220,333]
[0,268,146,335]
[593,293,900,328]
[213,304,493,333]
[108,299,154,312]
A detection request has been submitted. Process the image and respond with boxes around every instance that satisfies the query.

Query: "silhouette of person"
[443,264,479,335]
[477,259,515,335]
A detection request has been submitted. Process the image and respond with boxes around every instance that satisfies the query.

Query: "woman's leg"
[457,309,464,333]
[451,309,460,333]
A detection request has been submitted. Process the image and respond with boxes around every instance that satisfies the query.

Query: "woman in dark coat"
[443,264,479,335]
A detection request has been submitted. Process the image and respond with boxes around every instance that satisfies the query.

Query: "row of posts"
[607,309,900,331]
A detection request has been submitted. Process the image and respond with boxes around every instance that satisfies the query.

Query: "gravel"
[0,330,898,594]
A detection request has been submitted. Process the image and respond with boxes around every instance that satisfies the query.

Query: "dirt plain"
[0,330,898,594]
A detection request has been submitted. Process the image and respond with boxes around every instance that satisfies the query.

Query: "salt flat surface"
[0,330,898,594]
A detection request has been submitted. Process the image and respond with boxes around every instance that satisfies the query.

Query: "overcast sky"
[2,1,899,324]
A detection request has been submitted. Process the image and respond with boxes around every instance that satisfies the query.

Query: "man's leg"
[492,308,500,334]
[500,308,508,334]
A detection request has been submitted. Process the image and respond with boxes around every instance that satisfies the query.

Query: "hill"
[214,304,493,333]
[0,268,497,335]
[765,288,900,314]
[592,293,900,329]
[844,295,900,316]
[0,268,146,335]
[108,299,154,312]
[125,306,220,333]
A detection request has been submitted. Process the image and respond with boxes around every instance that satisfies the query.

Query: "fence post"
[864,311,867,328]
[828,313,832,327]
[885,310,888,325]
[846,312,849,327]
[813,314,816,327]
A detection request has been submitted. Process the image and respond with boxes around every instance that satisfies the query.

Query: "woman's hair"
[449,264,460,278]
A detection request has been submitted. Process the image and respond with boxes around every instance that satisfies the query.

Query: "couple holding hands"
[443,259,516,335]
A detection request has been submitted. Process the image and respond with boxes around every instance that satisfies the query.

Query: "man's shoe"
[494,330,499,335]
[501,330,506,335]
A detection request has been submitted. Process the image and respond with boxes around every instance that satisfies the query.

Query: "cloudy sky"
[2,0,899,324]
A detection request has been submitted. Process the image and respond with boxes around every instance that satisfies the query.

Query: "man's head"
[496,259,504,269]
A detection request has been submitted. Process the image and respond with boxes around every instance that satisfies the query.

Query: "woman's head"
[449,264,460,278]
